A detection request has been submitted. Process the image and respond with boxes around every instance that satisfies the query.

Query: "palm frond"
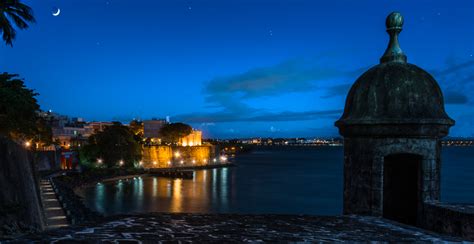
[7,3,35,23]
[6,12,28,29]
[0,15,16,46]
[0,0,35,46]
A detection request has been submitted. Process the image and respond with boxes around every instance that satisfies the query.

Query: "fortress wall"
[422,202,474,240]
[141,145,214,168]
[0,137,45,235]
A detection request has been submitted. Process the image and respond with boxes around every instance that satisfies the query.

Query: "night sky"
[1,0,473,138]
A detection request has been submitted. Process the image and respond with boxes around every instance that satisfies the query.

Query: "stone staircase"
[40,179,69,229]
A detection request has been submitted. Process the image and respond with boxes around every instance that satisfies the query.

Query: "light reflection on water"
[83,169,231,215]
[82,147,474,216]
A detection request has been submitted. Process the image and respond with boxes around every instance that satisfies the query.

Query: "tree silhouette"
[0,73,52,144]
[0,0,35,46]
[81,123,142,168]
[159,123,192,144]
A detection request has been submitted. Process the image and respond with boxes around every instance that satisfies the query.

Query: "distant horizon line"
[203,136,474,140]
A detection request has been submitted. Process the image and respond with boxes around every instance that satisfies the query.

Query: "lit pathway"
[40,179,69,229]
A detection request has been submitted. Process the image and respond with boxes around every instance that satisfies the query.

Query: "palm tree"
[0,0,35,46]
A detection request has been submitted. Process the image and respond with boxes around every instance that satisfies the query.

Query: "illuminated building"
[179,130,202,146]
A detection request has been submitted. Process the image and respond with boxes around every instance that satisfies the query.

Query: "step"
[45,208,66,218]
[40,179,70,229]
[43,200,61,209]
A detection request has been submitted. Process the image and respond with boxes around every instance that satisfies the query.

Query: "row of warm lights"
[96,158,125,166]
[150,156,226,166]
[95,156,227,167]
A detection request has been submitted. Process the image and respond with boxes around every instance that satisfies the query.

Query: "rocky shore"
[14,213,463,242]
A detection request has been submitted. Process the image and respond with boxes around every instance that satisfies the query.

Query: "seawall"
[141,145,216,168]
[0,136,45,236]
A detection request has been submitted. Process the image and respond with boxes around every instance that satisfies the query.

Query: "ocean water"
[82,146,474,216]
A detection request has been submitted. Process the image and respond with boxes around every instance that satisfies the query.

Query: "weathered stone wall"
[141,145,214,168]
[142,145,173,168]
[343,137,440,217]
[0,136,45,236]
[174,146,212,166]
[422,202,474,240]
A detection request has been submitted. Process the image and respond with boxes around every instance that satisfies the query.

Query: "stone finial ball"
[386,12,403,30]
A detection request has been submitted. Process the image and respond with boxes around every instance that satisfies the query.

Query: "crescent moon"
[52,8,61,16]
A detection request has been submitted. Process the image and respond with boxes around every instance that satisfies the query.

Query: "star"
[188,6,192,10]
[269,30,273,36]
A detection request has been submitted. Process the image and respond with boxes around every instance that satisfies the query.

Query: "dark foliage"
[0,73,52,144]
[129,119,144,142]
[81,123,141,168]
[159,122,192,144]
[0,0,35,46]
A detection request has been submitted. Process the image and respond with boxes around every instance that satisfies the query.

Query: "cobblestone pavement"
[11,213,464,243]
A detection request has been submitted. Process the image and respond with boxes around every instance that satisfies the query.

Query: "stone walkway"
[15,213,465,242]
[40,179,69,229]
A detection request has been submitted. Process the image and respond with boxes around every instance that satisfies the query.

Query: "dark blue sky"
[1,0,473,138]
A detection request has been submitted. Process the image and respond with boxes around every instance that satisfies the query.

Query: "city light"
[192,159,196,164]
[180,160,184,164]
[139,161,143,166]
[203,159,207,163]
[97,158,103,164]
[213,158,217,163]
[153,161,157,165]
[119,160,124,166]
[167,161,171,165]
[174,151,181,158]
[220,156,227,162]
[24,141,31,147]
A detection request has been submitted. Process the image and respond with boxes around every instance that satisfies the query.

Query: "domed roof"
[335,12,454,137]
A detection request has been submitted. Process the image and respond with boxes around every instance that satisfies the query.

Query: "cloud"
[444,90,468,104]
[174,57,355,124]
[204,59,342,101]
[182,56,474,137]
[322,83,352,98]
[434,58,474,107]
[175,109,342,123]
[435,60,474,76]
